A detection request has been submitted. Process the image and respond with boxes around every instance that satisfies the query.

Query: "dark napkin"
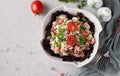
[75,0,120,76]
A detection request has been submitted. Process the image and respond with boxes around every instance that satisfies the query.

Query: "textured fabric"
[75,0,120,76]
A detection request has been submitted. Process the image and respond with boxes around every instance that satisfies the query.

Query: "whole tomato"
[31,0,43,14]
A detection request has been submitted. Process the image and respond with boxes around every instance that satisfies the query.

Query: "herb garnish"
[59,0,77,3]
[77,0,87,9]
[58,0,87,9]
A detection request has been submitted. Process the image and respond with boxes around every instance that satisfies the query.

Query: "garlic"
[97,7,112,22]
[87,0,103,8]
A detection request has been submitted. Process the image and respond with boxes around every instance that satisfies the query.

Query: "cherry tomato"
[31,0,43,14]
[67,21,78,32]
[66,35,77,46]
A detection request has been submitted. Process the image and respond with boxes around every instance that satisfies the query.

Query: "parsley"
[77,0,87,9]
[79,25,86,32]
[81,17,87,22]
[77,36,86,45]
[58,0,86,9]
[77,4,82,9]
[59,0,77,3]
[99,14,104,20]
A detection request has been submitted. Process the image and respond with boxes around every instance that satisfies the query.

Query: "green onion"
[47,36,51,40]
[51,32,55,39]
[56,16,60,20]
[55,41,61,48]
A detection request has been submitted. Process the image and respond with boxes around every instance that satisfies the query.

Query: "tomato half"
[66,35,77,46]
[31,0,43,14]
[67,21,78,32]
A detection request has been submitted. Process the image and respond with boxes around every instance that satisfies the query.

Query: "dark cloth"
[75,0,120,76]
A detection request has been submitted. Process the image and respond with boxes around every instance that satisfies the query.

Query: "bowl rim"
[42,5,102,67]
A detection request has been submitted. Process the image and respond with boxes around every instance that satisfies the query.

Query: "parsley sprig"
[58,0,87,9]
[77,0,87,9]
[59,0,77,3]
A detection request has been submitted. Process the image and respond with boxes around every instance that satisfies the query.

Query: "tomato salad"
[42,11,95,61]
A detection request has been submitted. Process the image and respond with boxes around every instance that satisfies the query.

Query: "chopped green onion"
[55,41,61,48]
[51,32,55,39]
[56,16,60,20]
[47,36,51,40]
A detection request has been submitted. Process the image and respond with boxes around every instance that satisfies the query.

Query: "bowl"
[42,5,102,67]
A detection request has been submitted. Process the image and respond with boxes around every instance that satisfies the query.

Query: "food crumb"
[51,67,57,71]
[59,73,64,76]
[51,67,65,76]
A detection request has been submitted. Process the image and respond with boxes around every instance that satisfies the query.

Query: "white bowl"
[42,5,102,67]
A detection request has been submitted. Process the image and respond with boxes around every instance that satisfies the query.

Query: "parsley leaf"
[77,0,87,9]
[59,0,77,3]
[77,36,86,45]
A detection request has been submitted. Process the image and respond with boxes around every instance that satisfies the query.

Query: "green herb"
[58,53,63,56]
[81,17,87,22]
[99,14,104,20]
[77,36,86,45]
[89,31,93,35]
[76,19,80,23]
[73,31,78,35]
[65,52,70,55]
[55,27,65,47]
[77,5,82,9]
[79,25,86,32]
[60,18,68,27]
[59,0,77,3]
[86,37,92,40]
[77,0,87,9]
[64,18,68,23]
[55,41,61,48]
[47,36,51,40]
[57,27,64,37]
[56,16,60,20]
[51,32,55,39]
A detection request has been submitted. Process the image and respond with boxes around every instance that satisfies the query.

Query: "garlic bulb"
[87,0,103,8]
[97,7,112,22]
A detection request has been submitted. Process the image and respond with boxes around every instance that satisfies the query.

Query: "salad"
[42,11,95,61]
